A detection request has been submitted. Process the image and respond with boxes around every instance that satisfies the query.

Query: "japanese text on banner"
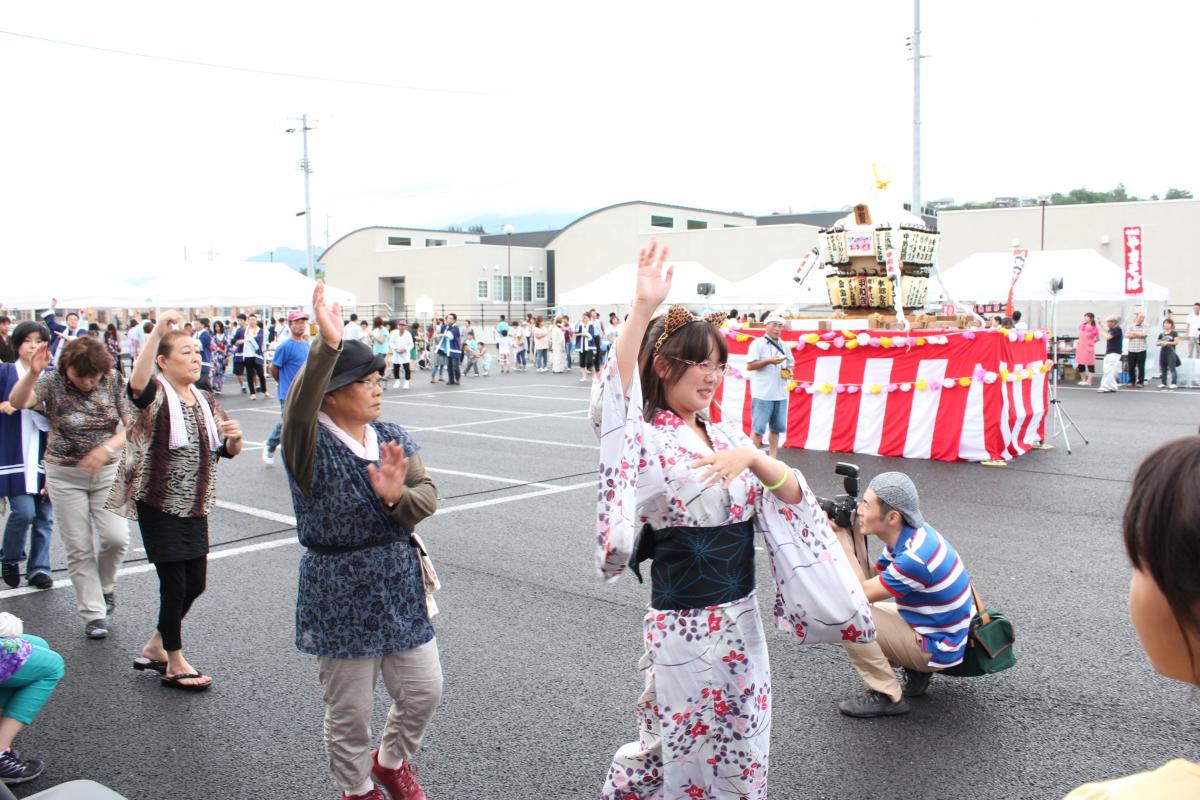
[1124,225,1144,295]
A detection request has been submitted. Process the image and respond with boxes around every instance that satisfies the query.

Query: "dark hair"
[213,320,226,334]
[237,313,247,321]
[142,321,153,333]
[1163,318,1176,329]
[637,315,728,419]
[1084,312,1096,325]
[373,316,384,328]
[66,311,79,321]
[59,336,112,378]
[105,323,119,341]
[0,315,10,324]
[1000,316,1014,327]
[1124,437,1200,678]
[156,329,191,360]
[12,321,50,350]
[1012,310,1022,322]
[350,314,358,322]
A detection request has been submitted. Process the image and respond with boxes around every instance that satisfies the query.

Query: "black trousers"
[391,363,411,380]
[155,556,207,652]
[244,360,267,394]
[1128,351,1146,385]
[447,355,461,384]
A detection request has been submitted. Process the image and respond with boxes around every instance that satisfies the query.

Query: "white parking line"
[0,480,596,600]
[425,466,558,489]
[416,428,600,449]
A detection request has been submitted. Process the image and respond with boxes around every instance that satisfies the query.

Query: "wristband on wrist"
[763,464,790,492]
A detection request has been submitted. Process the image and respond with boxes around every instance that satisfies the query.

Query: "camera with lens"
[817,462,861,529]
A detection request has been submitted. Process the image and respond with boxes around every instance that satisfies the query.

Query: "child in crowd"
[1064,437,1200,798]
[0,612,64,784]
[497,330,513,374]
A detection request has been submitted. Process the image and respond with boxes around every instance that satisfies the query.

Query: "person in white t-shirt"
[497,329,514,374]
[388,320,414,390]
[342,313,363,343]
[1185,303,1200,387]
[745,314,794,459]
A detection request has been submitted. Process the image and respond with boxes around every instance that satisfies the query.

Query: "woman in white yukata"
[590,240,875,800]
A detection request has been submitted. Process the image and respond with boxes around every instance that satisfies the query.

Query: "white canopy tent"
[557,261,737,310]
[932,250,1169,333]
[132,261,355,309]
[2,270,155,310]
[720,258,832,311]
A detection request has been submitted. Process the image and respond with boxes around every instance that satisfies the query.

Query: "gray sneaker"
[838,690,911,718]
[104,592,115,615]
[85,618,109,639]
[902,668,932,697]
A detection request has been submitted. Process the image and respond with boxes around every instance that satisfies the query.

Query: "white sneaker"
[1170,384,1178,389]
[1158,383,1166,389]
[261,447,275,466]
[392,379,400,389]
[403,380,410,389]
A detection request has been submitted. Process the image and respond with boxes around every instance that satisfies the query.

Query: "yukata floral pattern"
[589,357,874,800]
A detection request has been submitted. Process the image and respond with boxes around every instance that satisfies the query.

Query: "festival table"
[712,328,1051,463]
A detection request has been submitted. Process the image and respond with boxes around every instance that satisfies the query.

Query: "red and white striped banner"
[1123,225,1144,295]
[712,328,1050,462]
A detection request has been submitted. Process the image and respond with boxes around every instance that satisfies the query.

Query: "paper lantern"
[899,383,912,392]
[915,378,928,390]
[880,337,894,348]
[845,340,859,350]
[816,341,832,350]
[958,377,972,387]
[856,333,871,346]
[942,378,956,389]
[868,384,882,394]
[916,337,927,346]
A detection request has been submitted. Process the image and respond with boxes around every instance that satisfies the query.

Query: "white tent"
[932,249,1170,333]
[2,270,155,310]
[721,258,831,309]
[557,261,736,308]
[133,261,356,309]
[936,249,1168,305]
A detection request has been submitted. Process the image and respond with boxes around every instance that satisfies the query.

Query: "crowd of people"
[1074,305,1200,392]
[0,266,1196,797]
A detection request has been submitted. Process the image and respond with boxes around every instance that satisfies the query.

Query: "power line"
[0,28,504,97]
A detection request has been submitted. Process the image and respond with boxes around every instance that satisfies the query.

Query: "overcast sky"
[4,1,1194,270]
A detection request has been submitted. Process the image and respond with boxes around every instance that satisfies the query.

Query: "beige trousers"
[318,638,443,796]
[836,529,933,702]
[44,462,129,622]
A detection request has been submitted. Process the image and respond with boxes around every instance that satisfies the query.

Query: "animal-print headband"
[652,305,728,355]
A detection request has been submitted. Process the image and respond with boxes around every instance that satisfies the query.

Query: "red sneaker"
[342,789,385,800]
[371,749,427,800]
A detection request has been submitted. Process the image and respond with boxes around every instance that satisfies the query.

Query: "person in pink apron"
[1076,312,1100,386]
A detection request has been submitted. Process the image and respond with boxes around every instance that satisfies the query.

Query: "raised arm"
[8,342,51,409]
[282,283,343,493]
[613,239,672,396]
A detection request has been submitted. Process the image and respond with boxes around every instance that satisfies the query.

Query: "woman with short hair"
[108,311,243,690]
[0,322,55,590]
[8,336,131,639]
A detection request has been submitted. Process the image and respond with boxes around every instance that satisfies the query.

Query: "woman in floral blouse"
[9,336,131,640]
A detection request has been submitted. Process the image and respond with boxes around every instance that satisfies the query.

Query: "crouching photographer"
[830,471,975,718]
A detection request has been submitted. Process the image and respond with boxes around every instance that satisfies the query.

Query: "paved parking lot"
[2,370,1198,799]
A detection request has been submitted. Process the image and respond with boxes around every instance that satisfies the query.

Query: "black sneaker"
[104,592,115,615]
[85,619,109,639]
[1,564,18,589]
[0,748,44,784]
[27,572,53,590]
[902,668,932,698]
[838,690,911,718]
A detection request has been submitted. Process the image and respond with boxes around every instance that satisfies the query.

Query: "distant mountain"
[454,211,585,235]
[246,247,320,272]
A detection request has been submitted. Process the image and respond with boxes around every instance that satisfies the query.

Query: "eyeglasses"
[355,377,385,390]
[667,357,729,376]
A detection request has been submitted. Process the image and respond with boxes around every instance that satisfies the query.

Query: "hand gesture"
[367,442,409,507]
[0,402,14,415]
[217,418,241,442]
[29,342,51,375]
[312,282,343,348]
[690,446,760,490]
[634,238,673,310]
[78,445,112,476]
[154,309,182,337]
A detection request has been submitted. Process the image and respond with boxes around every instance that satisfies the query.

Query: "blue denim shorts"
[751,398,788,435]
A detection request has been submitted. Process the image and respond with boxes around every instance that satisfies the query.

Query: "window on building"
[387,236,412,246]
[535,281,546,301]
[476,280,489,300]
[425,238,447,247]
[687,219,707,230]
[724,223,741,228]
[650,215,674,228]
[514,276,533,303]
[492,275,510,302]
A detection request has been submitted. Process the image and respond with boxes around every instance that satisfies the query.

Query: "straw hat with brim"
[325,339,385,394]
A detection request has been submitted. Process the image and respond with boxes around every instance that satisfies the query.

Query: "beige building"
[321,197,1198,320]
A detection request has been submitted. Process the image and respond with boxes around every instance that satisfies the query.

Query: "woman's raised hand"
[312,282,343,348]
[29,342,51,375]
[634,238,673,310]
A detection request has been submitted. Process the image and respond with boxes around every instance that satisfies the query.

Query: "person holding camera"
[745,313,794,458]
[833,472,975,718]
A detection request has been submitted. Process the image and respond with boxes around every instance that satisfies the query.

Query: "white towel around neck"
[157,375,221,451]
[318,411,379,461]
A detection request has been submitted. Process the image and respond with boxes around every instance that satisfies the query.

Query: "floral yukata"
[590,357,875,800]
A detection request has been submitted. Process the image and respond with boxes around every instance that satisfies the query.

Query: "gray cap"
[867,472,925,529]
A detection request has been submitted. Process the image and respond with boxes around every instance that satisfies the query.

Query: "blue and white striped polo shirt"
[876,524,975,669]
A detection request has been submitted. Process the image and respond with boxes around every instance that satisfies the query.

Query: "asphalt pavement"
[2,367,1198,800]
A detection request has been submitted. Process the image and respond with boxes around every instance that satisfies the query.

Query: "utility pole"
[287,115,317,279]
[911,0,923,217]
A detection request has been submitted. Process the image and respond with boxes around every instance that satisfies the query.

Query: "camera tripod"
[1044,290,1088,454]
